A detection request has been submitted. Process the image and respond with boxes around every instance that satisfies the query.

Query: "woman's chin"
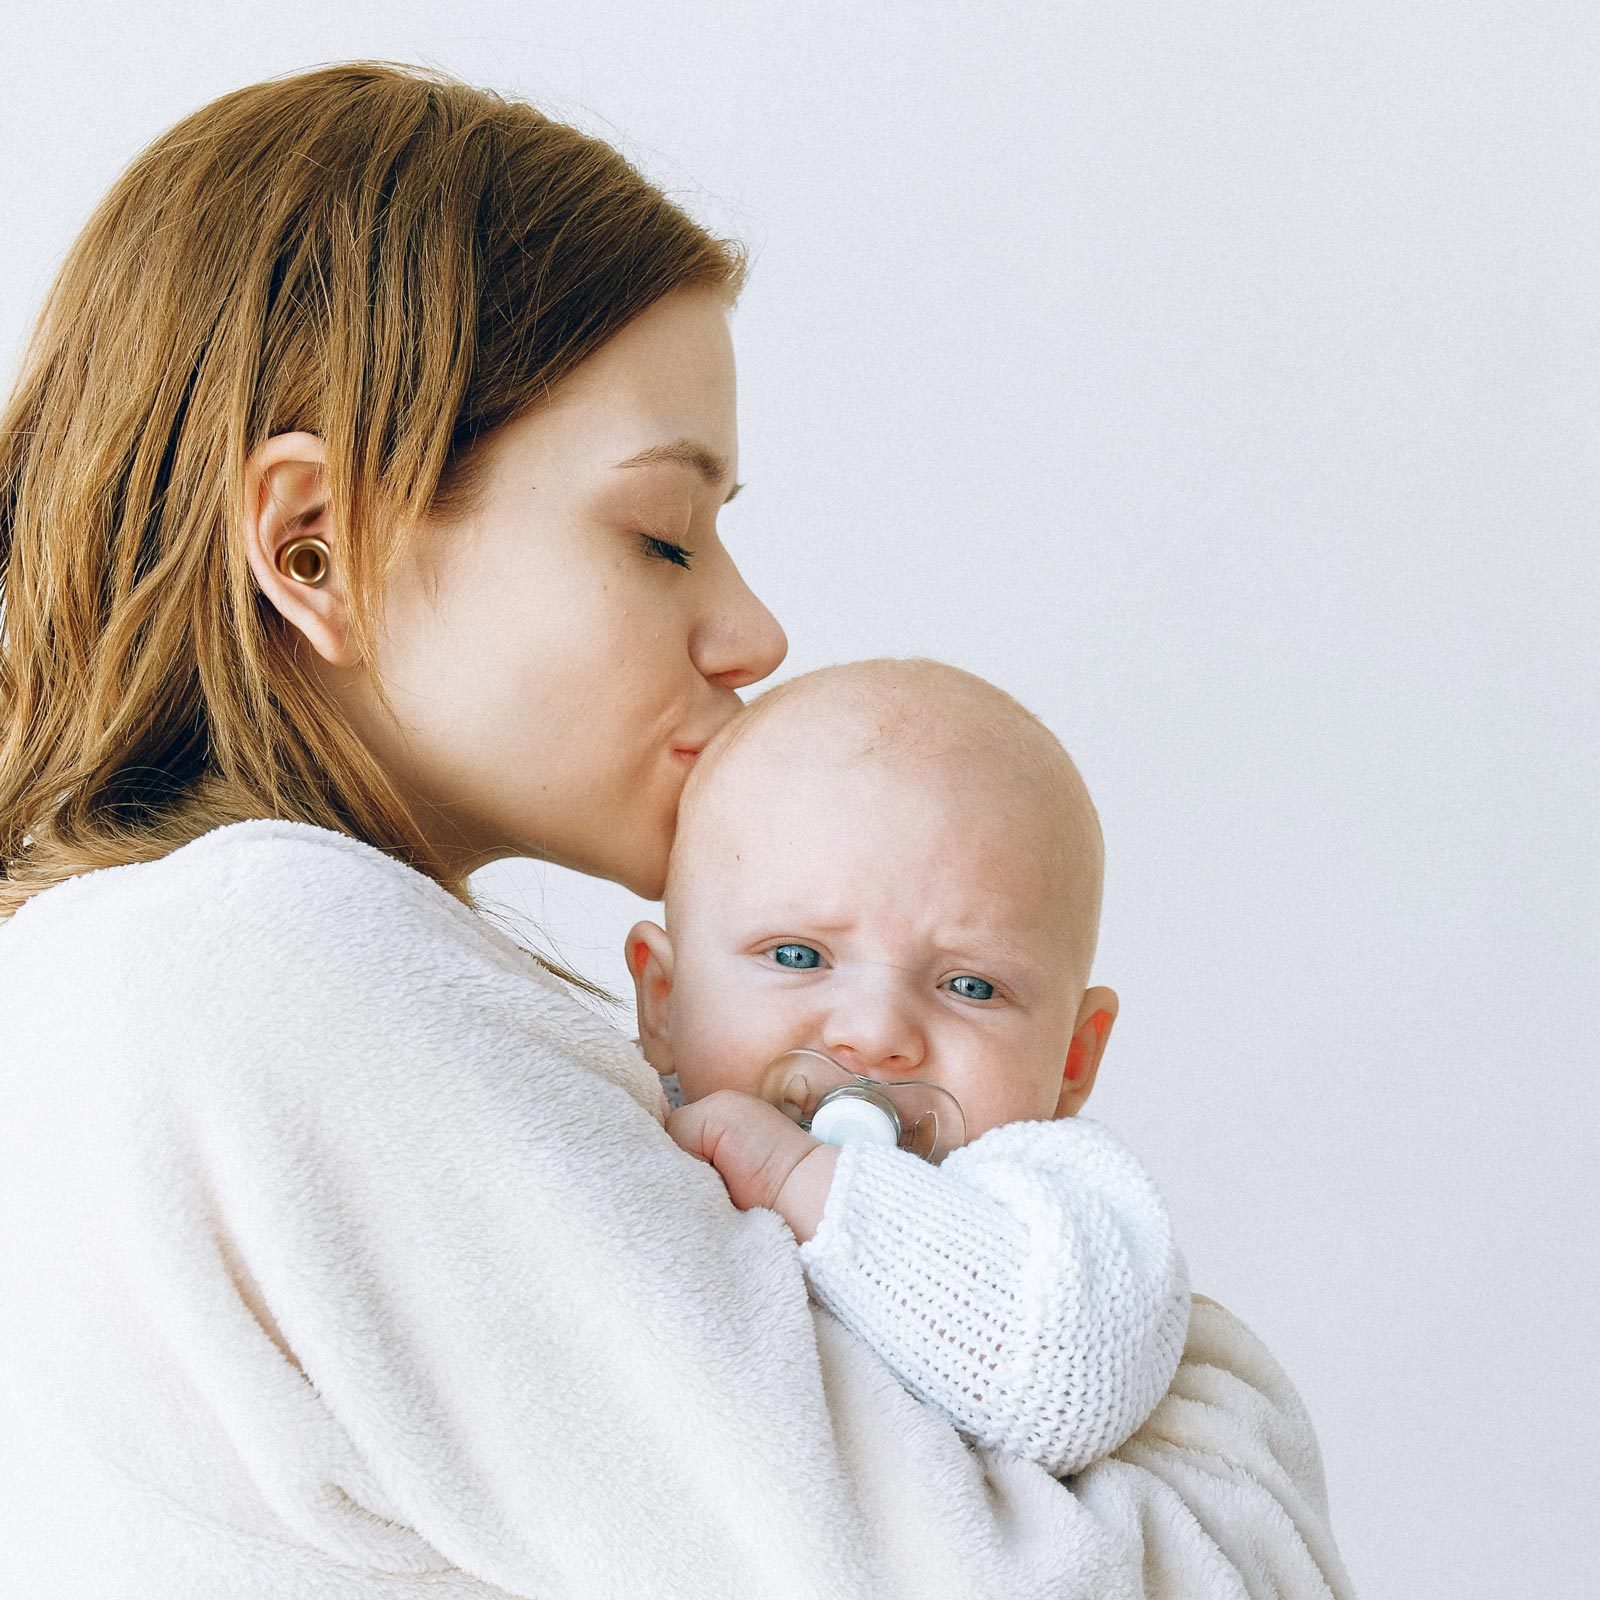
[617,849,669,904]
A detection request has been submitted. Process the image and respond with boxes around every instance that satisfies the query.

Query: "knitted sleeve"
[795,1115,1192,1477]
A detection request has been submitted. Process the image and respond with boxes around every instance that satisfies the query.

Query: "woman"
[0,62,1354,1597]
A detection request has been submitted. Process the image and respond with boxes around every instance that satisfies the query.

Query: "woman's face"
[256,287,788,896]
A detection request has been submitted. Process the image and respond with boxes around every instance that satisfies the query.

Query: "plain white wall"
[4,5,1596,1594]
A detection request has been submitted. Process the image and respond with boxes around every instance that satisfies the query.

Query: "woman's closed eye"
[761,943,999,1002]
[638,532,695,570]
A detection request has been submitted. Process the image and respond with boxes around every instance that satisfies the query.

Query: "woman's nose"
[693,554,788,690]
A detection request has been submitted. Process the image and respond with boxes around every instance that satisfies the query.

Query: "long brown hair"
[0,60,746,1000]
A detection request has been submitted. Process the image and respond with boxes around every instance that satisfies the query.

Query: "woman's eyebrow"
[613,438,743,503]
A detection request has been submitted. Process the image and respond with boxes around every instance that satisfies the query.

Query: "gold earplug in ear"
[278,536,330,587]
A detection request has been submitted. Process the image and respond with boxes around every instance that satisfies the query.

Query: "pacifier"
[756,1048,967,1164]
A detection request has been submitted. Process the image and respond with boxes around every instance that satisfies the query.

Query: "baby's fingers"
[665,1101,715,1164]
[666,1091,817,1213]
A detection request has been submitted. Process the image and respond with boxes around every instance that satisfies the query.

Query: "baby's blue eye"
[948,975,995,1001]
[769,943,821,969]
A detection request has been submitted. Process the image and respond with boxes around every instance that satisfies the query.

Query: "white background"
[5,5,1596,1594]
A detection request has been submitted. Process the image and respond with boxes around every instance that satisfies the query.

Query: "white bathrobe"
[0,818,1357,1599]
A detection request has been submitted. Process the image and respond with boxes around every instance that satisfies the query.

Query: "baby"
[626,657,1190,1478]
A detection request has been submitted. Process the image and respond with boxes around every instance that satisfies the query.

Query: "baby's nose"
[820,996,926,1081]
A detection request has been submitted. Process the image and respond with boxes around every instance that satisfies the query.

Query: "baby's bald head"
[667,658,1105,996]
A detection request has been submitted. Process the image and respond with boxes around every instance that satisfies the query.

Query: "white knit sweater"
[0,818,1357,1599]
[660,1071,1192,1478]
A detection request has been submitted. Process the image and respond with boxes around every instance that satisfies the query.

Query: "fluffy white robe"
[0,818,1357,1598]
[663,1065,1195,1480]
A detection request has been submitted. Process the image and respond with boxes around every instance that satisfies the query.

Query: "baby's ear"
[1054,985,1118,1117]
[624,920,676,1076]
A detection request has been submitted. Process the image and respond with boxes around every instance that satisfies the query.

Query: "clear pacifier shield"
[757,1048,967,1164]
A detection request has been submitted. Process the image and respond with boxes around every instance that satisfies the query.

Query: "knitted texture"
[796,1118,1191,1478]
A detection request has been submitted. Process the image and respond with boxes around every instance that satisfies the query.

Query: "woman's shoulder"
[5,816,417,929]
[144,816,504,950]
[4,816,664,1122]
[10,818,534,980]
[5,818,625,1056]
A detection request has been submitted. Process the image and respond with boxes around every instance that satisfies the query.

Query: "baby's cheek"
[676,1058,758,1103]
[670,1010,773,1103]
[962,1074,1059,1137]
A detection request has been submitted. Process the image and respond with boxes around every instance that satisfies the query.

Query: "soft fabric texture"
[662,1069,1193,1478]
[0,818,1357,1598]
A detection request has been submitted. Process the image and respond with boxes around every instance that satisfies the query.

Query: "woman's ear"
[1054,985,1118,1117]
[624,920,677,1075]
[242,431,361,670]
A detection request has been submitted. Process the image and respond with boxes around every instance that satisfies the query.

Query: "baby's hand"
[666,1090,842,1244]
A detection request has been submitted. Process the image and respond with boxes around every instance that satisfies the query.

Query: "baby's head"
[625,658,1118,1144]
